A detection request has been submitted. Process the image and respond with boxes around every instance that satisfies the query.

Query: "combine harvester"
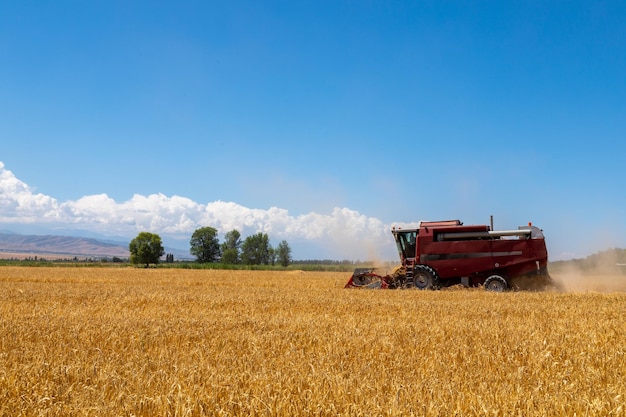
[345,218,558,291]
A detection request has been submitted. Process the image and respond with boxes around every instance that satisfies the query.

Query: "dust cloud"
[552,270,626,293]
[551,250,626,292]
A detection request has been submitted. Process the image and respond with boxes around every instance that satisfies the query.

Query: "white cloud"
[0,162,397,260]
[0,162,60,222]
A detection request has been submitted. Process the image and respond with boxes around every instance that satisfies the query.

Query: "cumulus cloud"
[0,162,61,221]
[0,162,399,260]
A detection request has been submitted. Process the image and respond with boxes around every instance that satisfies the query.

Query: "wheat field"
[0,267,624,416]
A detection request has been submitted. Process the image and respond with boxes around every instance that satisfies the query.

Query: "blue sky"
[1,1,624,260]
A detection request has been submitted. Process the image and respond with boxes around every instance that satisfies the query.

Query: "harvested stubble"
[0,267,624,416]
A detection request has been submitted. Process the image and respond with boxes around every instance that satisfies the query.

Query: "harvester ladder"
[404,258,415,282]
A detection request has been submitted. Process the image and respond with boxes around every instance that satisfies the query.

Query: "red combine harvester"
[345,219,558,291]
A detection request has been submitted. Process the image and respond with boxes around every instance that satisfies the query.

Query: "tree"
[189,226,221,263]
[240,232,272,265]
[269,247,276,266]
[276,240,292,267]
[129,232,165,267]
[221,229,241,264]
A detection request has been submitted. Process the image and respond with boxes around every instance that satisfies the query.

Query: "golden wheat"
[0,267,624,416]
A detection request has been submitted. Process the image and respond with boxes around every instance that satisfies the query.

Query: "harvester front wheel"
[412,265,438,290]
[484,275,508,292]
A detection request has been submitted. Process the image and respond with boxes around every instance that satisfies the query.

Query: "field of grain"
[0,267,624,416]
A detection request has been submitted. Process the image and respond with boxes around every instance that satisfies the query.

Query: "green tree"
[276,240,292,267]
[269,247,276,266]
[129,232,165,267]
[189,226,221,263]
[221,229,241,264]
[241,232,272,265]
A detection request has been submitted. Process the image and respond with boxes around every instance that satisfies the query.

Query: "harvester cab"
[394,229,417,259]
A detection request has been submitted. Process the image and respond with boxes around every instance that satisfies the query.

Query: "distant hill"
[0,233,192,260]
[0,233,131,258]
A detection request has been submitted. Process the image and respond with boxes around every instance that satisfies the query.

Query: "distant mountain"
[0,233,192,260]
[0,233,130,258]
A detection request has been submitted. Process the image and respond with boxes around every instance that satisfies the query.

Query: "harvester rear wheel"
[412,265,439,290]
[484,275,508,292]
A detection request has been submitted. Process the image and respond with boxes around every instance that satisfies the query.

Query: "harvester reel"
[484,275,508,292]
[412,265,439,290]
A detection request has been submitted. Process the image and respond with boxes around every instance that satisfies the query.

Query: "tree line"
[128,227,292,268]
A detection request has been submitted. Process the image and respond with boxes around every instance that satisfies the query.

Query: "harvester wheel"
[412,265,439,290]
[484,275,508,292]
